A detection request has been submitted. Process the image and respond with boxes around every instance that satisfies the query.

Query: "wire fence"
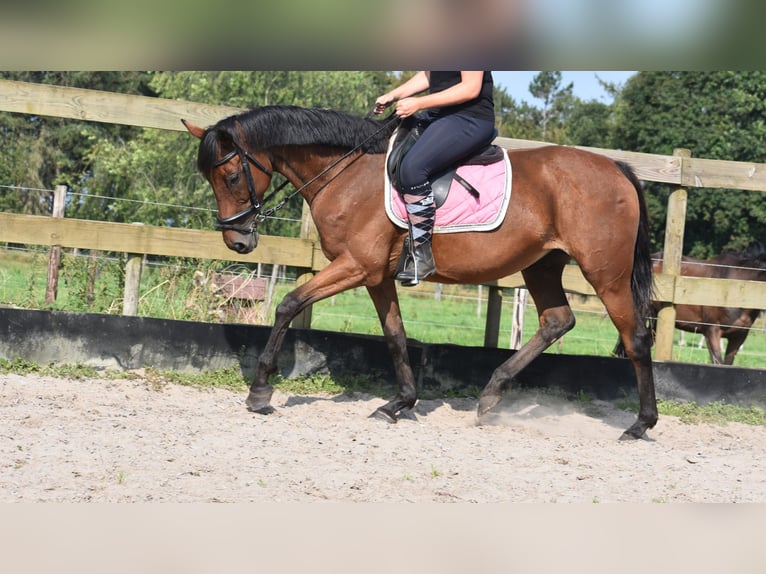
[0,183,304,227]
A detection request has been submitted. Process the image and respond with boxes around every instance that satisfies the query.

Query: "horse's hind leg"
[478,252,575,416]
[366,280,418,422]
[596,280,657,439]
[723,330,747,365]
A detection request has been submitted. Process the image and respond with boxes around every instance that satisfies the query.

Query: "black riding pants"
[397,112,496,190]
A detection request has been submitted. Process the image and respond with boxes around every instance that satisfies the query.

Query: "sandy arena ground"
[2,372,764,503]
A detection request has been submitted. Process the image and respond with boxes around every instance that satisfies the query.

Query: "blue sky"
[493,71,636,107]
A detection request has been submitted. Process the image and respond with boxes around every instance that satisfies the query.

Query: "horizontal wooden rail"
[495,137,684,186]
[4,212,765,310]
[0,213,315,268]
[495,266,766,310]
[496,138,766,192]
[654,273,766,309]
[3,79,766,193]
[0,79,245,132]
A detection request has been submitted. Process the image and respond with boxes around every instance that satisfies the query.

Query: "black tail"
[615,161,654,324]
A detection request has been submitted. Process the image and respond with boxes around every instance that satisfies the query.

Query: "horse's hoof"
[619,422,647,441]
[619,413,657,440]
[369,407,397,424]
[477,392,502,417]
[246,389,274,413]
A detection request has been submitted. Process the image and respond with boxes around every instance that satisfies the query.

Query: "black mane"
[197,105,398,175]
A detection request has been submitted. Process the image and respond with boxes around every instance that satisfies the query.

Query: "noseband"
[212,146,272,234]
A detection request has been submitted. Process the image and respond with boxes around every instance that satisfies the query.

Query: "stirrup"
[395,241,436,287]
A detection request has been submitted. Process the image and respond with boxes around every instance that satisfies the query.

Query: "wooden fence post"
[483,285,503,348]
[122,223,144,316]
[510,287,528,350]
[291,200,315,329]
[45,185,67,304]
[654,148,690,361]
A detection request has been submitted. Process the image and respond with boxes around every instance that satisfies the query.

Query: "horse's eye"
[226,172,241,187]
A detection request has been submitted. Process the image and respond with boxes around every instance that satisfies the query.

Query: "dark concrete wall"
[1,308,764,407]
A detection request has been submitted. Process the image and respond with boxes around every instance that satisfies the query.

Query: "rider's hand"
[395,97,420,118]
[373,96,392,115]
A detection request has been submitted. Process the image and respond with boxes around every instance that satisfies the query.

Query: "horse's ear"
[182,119,205,139]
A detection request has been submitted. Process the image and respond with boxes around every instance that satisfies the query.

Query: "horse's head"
[183,119,273,254]
[746,241,766,268]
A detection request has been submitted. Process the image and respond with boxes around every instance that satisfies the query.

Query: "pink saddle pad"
[385,147,512,233]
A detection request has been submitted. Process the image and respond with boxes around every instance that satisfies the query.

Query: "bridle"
[211,111,400,235]
[212,145,287,234]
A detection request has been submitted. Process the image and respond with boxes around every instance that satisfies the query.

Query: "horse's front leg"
[245,287,303,414]
[246,258,365,414]
[365,280,417,423]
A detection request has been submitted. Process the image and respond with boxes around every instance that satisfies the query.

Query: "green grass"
[310,285,623,354]
[0,248,246,321]
[0,356,124,379]
[617,397,766,427]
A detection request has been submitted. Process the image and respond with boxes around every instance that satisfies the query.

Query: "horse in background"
[654,243,766,365]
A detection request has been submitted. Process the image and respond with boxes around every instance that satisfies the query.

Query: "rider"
[374,71,495,286]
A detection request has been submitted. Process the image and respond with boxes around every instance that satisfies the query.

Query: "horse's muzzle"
[225,230,258,254]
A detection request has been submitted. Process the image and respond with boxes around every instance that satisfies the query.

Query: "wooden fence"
[1,78,766,360]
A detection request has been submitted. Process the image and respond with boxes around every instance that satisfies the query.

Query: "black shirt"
[428,71,494,122]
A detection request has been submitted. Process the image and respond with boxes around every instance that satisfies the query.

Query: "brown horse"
[183,105,657,440]
[653,244,766,365]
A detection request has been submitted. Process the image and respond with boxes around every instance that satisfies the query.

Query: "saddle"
[386,115,503,207]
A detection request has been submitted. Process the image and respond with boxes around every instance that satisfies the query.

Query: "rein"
[213,110,400,234]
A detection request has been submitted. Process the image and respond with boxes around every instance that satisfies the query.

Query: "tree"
[528,71,574,142]
[492,72,616,146]
[563,100,613,148]
[492,83,541,140]
[0,72,154,217]
[612,71,766,256]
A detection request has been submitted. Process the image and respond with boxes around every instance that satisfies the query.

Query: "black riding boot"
[395,181,437,286]
[395,226,436,287]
